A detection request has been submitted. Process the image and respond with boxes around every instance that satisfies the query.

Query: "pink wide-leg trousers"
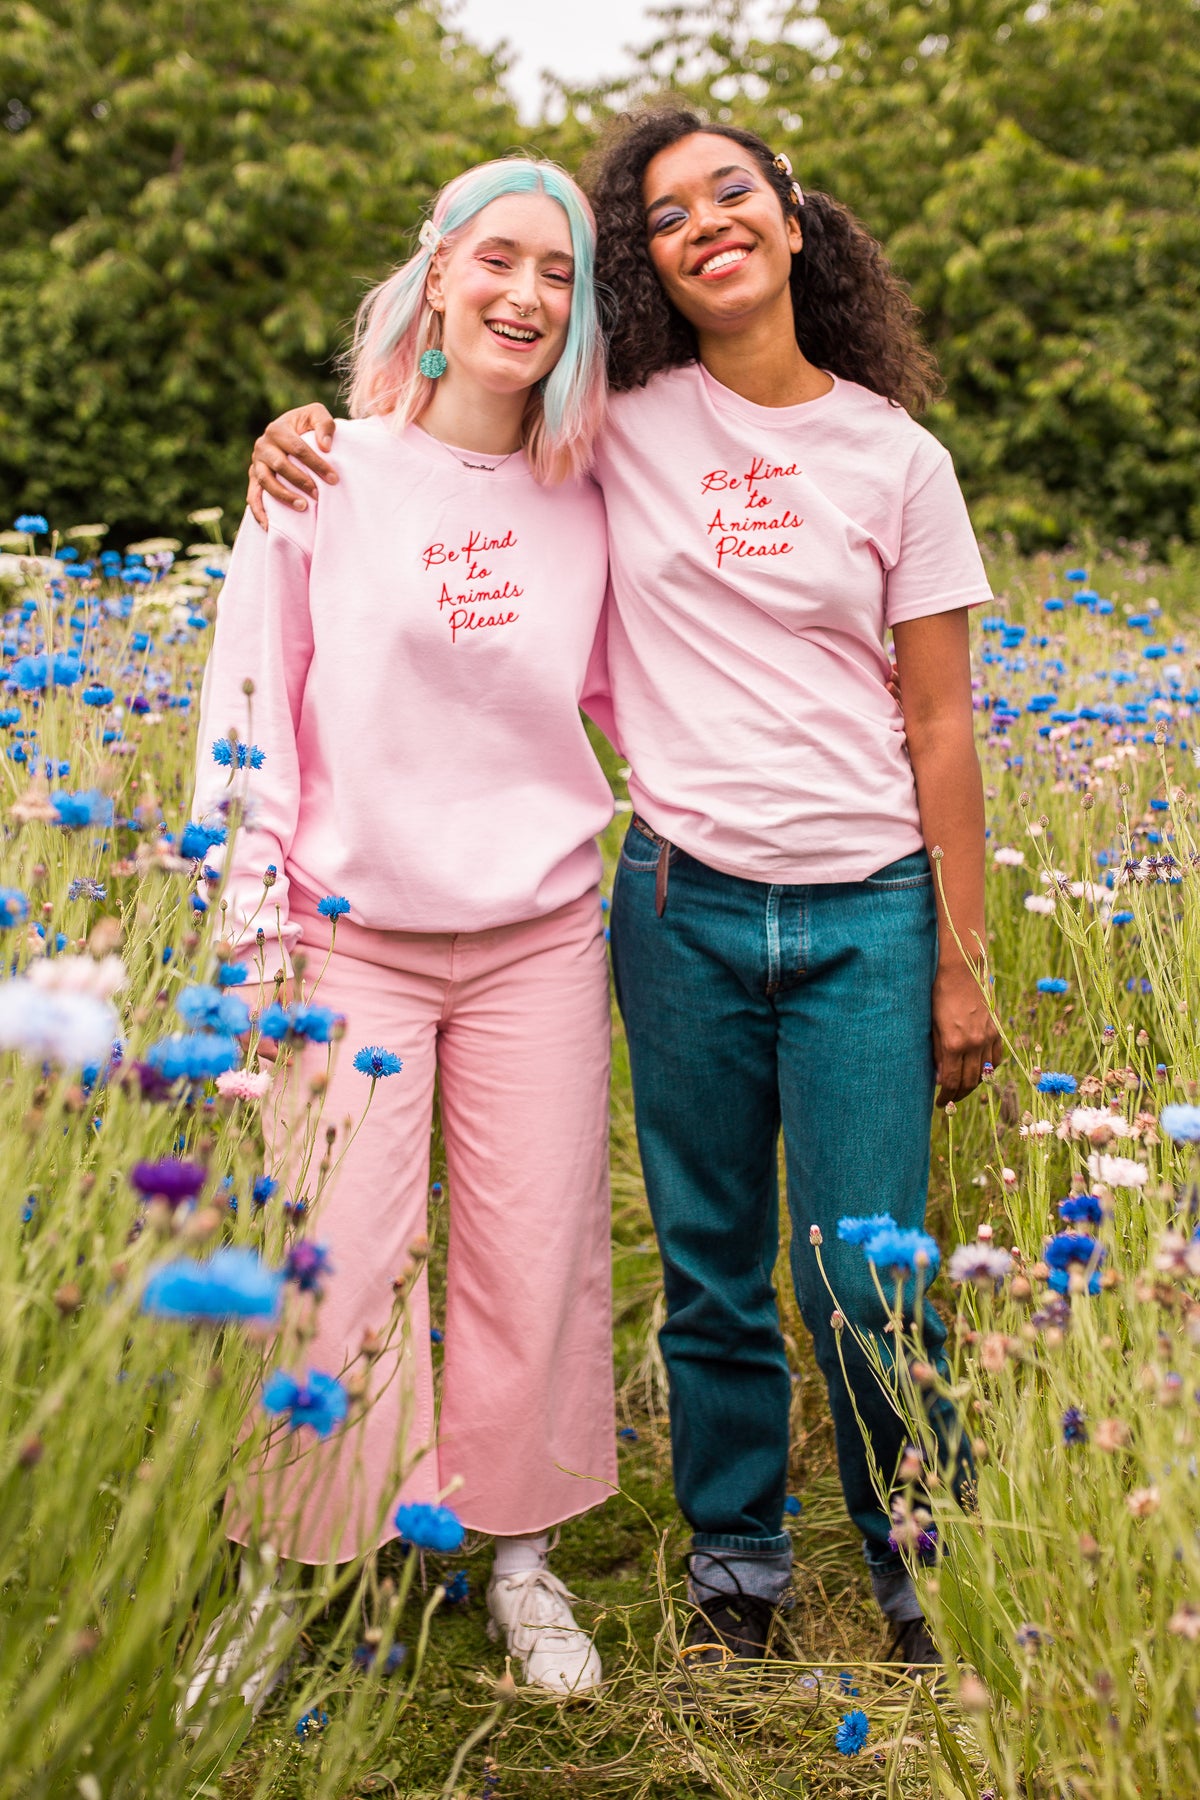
[236,886,616,1563]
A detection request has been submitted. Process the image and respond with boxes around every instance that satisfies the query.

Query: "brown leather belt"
[631,812,673,918]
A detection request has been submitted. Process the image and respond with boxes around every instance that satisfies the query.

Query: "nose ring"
[514,305,535,317]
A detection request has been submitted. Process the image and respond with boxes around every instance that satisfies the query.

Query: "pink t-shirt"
[592,363,992,883]
[194,418,612,956]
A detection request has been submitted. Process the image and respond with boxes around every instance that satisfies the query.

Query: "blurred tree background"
[2,0,1198,547]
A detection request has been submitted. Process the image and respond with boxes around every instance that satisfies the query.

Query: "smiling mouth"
[694,246,751,277]
[486,320,541,343]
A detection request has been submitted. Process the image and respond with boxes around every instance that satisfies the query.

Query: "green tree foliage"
[564,0,1200,548]
[0,0,517,536]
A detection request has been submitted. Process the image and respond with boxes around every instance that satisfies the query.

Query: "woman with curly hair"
[248,108,1001,1676]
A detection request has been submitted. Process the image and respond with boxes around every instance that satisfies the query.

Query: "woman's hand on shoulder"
[247,404,339,529]
[931,959,1003,1107]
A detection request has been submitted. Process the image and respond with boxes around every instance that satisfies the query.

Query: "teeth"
[488,322,538,341]
[701,249,749,274]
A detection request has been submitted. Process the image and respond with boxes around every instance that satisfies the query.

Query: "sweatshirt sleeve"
[192,506,314,967]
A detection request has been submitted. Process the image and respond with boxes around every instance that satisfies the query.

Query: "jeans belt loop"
[631,812,672,918]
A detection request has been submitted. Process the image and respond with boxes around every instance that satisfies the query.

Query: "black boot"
[885,1613,942,1677]
[682,1554,779,1667]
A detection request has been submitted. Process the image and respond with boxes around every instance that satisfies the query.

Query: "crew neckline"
[405,418,531,479]
[696,360,841,429]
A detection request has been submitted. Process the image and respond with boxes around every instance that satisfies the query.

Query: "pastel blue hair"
[347,157,606,483]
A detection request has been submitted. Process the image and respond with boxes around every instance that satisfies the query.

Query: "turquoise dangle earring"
[420,298,447,379]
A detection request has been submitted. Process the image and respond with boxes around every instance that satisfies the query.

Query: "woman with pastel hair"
[189,156,615,1708]
[250,108,1003,1679]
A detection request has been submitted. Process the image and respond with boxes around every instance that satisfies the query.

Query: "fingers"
[309,403,336,452]
[937,1025,1003,1104]
[249,444,320,514]
[936,1048,965,1108]
[246,411,339,520]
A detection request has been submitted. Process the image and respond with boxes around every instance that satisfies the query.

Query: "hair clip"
[418,219,444,254]
[773,151,805,208]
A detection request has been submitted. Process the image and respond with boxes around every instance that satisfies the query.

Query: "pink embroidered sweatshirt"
[193,418,612,959]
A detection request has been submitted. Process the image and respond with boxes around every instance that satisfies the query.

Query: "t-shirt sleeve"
[579,581,621,752]
[884,446,993,627]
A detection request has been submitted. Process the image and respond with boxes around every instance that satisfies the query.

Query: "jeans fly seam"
[764,884,782,994]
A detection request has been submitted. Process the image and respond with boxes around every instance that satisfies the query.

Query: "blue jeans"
[610,822,958,1614]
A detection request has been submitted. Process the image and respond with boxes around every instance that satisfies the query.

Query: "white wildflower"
[1087,1154,1148,1189]
[26,954,126,1002]
[0,979,118,1068]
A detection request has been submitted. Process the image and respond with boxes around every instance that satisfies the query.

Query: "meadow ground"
[3,529,1199,1800]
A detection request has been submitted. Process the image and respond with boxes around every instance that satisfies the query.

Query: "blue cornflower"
[179,820,227,860]
[67,877,106,902]
[1036,1072,1077,1095]
[9,652,82,690]
[1065,567,1088,582]
[51,788,113,829]
[82,684,114,706]
[176,984,251,1035]
[0,708,20,727]
[1059,1192,1103,1225]
[217,962,247,987]
[211,736,266,770]
[130,1158,207,1206]
[1111,910,1134,926]
[263,1369,348,1437]
[1037,977,1069,995]
[1045,1232,1105,1295]
[352,1641,408,1671]
[1062,1407,1088,1445]
[430,1327,444,1344]
[784,1494,803,1516]
[1043,598,1065,613]
[835,1708,870,1755]
[252,1175,278,1206]
[294,1708,329,1739]
[142,1247,283,1323]
[1160,1105,1200,1144]
[353,1045,403,1079]
[258,1002,342,1043]
[394,1501,466,1552]
[441,1570,470,1606]
[837,1213,898,1246]
[144,1031,241,1082]
[0,887,29,927]
[284,1240,332,1295]
[14,513,48,535]
[617,1425,638,1440]
[316,895,350,918]
[861,1223,941,1279]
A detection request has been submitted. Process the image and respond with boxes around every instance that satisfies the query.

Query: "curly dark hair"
[584,106,942,413]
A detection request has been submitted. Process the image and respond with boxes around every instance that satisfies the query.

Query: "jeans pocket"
[862,849,932,891]
[619,820,677,873]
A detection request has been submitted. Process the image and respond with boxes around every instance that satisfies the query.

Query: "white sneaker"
[179,1555,293,1728]
[486,1567,602,1694]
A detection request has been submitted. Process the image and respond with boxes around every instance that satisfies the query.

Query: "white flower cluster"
[0,978,119,1069]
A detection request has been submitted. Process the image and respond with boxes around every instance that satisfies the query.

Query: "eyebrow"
[644,164,757,215]
[474,234,574,266]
